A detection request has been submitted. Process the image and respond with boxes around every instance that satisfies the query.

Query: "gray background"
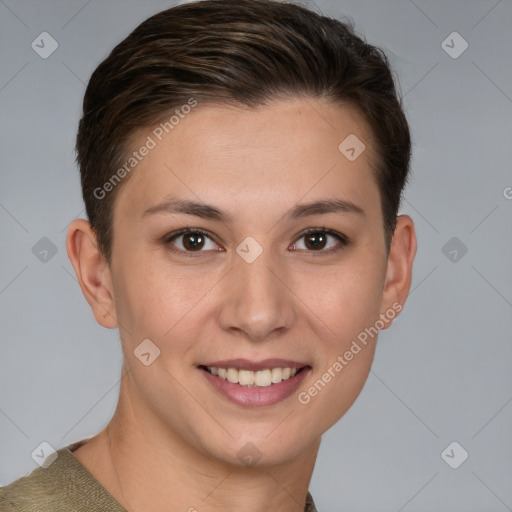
[0,0,511,510]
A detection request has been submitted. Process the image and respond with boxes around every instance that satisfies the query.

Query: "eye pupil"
[184,233,204,251]
[305,232,327,250]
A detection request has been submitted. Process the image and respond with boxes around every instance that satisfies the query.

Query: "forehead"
[114,98,380,221]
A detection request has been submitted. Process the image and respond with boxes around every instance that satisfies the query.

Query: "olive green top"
[0,441,318,511]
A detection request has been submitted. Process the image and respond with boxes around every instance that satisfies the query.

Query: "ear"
[379,215,417,329]
[66,219,118,329]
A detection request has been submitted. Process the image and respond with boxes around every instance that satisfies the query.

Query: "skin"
[67,97,416,512]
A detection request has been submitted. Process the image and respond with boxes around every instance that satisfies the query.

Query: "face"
[102,98,404,466]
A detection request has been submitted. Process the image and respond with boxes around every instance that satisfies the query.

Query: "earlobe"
[379,215,417,329]
[66,219,118,329]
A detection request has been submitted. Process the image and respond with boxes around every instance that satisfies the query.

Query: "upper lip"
[200,358,309,371]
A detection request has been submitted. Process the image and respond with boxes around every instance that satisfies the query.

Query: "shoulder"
[0,442,125,512]
[0,462,59,512]
[0,487,16,511]
[0,446,77,512]
[305,491,319,512]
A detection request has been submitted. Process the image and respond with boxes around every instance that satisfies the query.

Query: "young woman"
[1,1,416,510]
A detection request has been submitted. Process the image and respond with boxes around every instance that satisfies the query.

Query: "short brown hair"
[76,0,411,261]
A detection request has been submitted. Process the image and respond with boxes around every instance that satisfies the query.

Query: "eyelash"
[163,227,349,258]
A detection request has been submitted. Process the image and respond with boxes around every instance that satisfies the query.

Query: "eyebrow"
[290,199,365,218]
[143,199,227,221]
[142,198,365,222]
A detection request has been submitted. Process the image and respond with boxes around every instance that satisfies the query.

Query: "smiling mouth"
[200,365,308,387]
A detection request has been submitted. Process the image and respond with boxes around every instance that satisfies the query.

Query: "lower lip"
[200,367,310,407]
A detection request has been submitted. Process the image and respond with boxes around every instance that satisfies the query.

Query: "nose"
[216,249,296,342]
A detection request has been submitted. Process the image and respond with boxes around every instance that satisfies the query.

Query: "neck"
[73,374,320,512]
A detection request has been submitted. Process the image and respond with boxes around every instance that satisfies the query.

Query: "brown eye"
[291,228,347,253]
[304,232,327,250]
[166,229,219,254]
[182,232,205,251]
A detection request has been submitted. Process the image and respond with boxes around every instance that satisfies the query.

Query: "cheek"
[299,344,376,435]
[294,255,385,342]
[111,252,221,351]
[291,254,384,428]
[295,271,382,426]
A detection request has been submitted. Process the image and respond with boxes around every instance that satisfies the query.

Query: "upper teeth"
[207,367,298,387]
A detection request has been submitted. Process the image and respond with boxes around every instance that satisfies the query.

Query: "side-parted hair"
[76,0,411,261]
